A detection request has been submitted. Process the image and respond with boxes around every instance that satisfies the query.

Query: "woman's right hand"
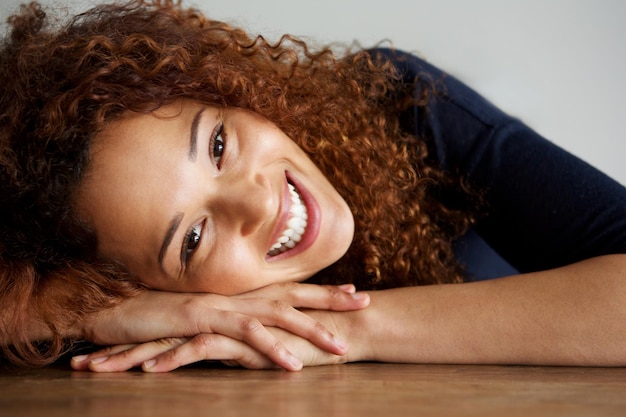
[73,282,369,372]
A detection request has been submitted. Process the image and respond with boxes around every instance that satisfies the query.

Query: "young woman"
[1,0,625,372]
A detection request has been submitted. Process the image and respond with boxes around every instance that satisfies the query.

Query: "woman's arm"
[90,254,625,371]
[347,254,626,366]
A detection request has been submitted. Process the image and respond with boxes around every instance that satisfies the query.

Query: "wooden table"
[1,363,625,416]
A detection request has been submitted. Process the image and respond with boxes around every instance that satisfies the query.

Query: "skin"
[77,100,355,295]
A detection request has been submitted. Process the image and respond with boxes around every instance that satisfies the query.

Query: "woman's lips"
[265,172,320,260]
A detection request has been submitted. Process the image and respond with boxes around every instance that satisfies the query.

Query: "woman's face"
[77,100,354,295]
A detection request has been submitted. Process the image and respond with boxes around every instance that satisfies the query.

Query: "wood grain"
[1,363,625,416]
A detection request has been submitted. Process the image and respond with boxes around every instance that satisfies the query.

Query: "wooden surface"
[1,363,625,416]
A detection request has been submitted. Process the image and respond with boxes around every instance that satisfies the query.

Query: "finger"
[207,310,303,371]
[84,338,189,373]
[229,298,350,356]
[236,282,371,311]
[287,283,370,310]
[71,344,140,371]
[142,334,276,373]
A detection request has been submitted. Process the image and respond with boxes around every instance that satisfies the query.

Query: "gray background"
[2,0,624,184]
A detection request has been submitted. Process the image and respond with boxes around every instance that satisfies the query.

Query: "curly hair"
[0,0,474,366]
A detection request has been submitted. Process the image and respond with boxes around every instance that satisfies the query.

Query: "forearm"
[64,254,626,372]
[346,254,626,366]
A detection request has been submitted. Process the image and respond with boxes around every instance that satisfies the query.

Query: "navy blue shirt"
[374,49,626,280]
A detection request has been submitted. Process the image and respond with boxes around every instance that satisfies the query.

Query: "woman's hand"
[73,282,369,372]
[72,307,360,372]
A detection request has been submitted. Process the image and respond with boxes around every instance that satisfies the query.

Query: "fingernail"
[90,356,108,365]
[72,355,88,363]
[288,355,303,370]
[333,336,349,351]
[351,292,368,301]
[143,359,157,369]
[338,284,355,293]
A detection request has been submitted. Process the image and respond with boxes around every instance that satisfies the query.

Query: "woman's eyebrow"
[157,107,206,274]
[158,212,184,274]
[188,107,205,161]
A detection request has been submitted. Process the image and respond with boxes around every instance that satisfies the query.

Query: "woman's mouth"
[267,181,308,257]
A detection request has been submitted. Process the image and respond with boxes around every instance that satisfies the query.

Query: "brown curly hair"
[0,0,474,366]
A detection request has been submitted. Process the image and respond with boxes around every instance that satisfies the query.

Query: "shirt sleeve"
[372,48,626,274]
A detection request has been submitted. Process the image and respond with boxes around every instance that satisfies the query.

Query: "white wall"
[3,0,624,184]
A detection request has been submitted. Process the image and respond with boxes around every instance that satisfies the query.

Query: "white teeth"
[287,217,302,230]
[267,182,308,256]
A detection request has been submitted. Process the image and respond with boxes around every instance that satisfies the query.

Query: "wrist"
[339,294,377,363]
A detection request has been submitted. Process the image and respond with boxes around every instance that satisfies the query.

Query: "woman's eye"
[211,122,225,167]
[184,223,203,259]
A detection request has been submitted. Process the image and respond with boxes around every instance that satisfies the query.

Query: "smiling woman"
[1,0,626,371]
[77,101,354,294]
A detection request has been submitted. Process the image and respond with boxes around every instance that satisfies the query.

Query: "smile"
[267,181,308,256]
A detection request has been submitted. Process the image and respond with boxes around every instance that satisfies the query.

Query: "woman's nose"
[214,173,276,236]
